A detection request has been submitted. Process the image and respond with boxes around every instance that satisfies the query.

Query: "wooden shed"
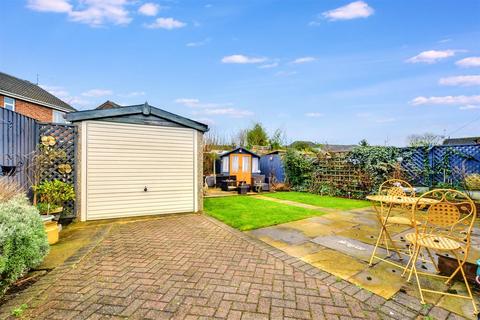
[219,147,260,184]
[65,103,208,221]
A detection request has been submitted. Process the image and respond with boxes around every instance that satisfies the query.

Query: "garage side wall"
[196,130,204,212]
[74,122,83,221]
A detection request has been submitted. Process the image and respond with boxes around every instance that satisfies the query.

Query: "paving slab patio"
[0,214,465,320]
[247,202,479,319]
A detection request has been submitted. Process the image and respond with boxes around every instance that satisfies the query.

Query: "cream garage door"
[85,121,196,220]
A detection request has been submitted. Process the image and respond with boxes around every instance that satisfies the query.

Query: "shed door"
[84,121,196,220]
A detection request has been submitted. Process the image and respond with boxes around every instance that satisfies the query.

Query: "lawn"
[262,192,371,210]
[204,196,326,231]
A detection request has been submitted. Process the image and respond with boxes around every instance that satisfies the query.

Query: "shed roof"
[443,137,480,146]
[0,71,75,112]
[65,103,209,132]
[219,147,260,158]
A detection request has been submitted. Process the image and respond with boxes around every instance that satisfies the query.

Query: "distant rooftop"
[443,137,480,146]
[96,100,123,110]
[0,71,75,112]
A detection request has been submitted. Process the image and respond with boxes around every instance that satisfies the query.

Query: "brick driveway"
[0,214,455,319]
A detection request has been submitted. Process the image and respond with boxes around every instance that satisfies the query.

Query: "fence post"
[429,146,435,188]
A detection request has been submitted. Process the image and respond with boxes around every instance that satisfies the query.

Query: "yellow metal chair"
[403,189,478,315]
[369,179,416,266]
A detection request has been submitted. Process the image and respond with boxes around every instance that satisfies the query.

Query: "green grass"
[262,192,371,210]
[204,196,326,231]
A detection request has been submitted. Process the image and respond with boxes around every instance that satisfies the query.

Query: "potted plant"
[33,180,75,216]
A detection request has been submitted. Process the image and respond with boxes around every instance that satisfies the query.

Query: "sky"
[1,0,480,146]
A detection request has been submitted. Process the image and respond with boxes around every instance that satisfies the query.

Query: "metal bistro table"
[366,194,438,269]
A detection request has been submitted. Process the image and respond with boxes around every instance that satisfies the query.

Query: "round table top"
[366,195,438,205]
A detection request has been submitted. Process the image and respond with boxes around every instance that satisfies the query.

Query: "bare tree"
[407,133,443,147]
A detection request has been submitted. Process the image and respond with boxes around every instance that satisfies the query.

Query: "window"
[4,97,15,111]
[52,110,67,123]
[242,156,250,173]
[252,157,260,173]
[221,157,229,173]
[231,156,239,172]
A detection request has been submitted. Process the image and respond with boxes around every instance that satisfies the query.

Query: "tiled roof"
[0,71,75,112]
[96,100,123,110]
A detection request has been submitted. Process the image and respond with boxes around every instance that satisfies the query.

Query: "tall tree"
[246,123,269,147]
[269,128,287,150]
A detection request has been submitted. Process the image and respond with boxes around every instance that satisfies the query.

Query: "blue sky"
[1,0,480,146]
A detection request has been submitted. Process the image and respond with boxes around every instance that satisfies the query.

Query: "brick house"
[0,71,76,123]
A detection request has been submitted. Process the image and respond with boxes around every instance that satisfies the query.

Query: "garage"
[66,103,208,221]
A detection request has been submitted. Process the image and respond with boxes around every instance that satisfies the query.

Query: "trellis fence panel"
[38,123,76,185]
[401,145,480,187]
[0,108,38,189]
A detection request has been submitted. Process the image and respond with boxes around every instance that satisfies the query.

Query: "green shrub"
[33,179,75,209]
[283,149,315,191]
[0,196,49,294]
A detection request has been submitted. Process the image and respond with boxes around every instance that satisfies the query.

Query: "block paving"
[0,214,466,319]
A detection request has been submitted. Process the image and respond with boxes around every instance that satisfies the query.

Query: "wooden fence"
[0,109,76,193]
[0,108,38,188]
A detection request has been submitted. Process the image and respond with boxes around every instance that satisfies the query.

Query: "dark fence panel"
[401,145,480,187]
[0,108,38,188]
[260,154,285,183]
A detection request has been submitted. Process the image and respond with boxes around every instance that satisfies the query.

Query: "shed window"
[232,156,239,172]
[252,157,260,173]
[4,97,15,111]
[242,156,250,173]
[221,157,229,173]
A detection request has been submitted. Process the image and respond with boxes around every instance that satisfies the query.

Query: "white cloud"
[82,89,113,97]
[258,62,279,69]
[459,105,480,110]
[292,56,316,64]
[70,0,132,26]
[375,117,396,123]
[27,0,72,12]
[175,98,201,107]
[118,91,146,97]
[40,84,92,108]
[411,95,480,106]
[275,70,297,77]
[145,17,186,29]
[174,98,232,109]
[196,108,253,118]
[322,1,374,21]
[39,85,70,99]
[28,0,133,26]
[456,57,480,68]
[138,3,160,16]
[305,112,323,117]
[176,98,252,118]
[186,38,210,47]
[406,50,458,64]
[194,117,215,125]
[221,54,267,64]
[439,75,480,86]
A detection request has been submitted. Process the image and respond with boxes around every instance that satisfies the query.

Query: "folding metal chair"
[368,179,416,266]
[403,189,478,315]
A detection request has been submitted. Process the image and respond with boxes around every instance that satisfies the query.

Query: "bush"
[0,196,49,294]
[283,149,315,191]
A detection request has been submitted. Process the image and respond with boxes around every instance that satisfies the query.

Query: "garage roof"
[65,103,209,132]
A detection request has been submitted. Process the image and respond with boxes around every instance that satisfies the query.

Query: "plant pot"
[43,221,59,245]
[49,206,64,214]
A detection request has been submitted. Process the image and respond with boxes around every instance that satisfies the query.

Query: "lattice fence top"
[38,124,76,185]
